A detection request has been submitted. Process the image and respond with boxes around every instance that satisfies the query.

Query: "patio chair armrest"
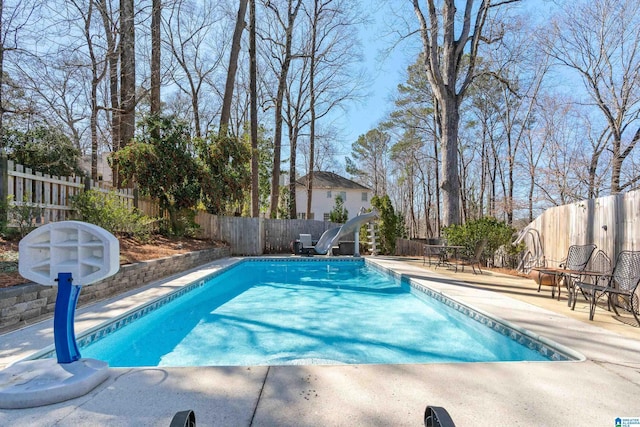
[573,282,606,292]
[606,286,637,296]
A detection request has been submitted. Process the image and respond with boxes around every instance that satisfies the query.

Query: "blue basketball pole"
[53,272,82,364]
[3,222,117,408]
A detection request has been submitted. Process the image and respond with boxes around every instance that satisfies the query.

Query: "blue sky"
[341,46,411,145]
[335,5,418,155]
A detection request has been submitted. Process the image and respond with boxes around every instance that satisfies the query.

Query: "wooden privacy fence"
[0,156,159,224]
[264,218,341,254]
[195,212,340,255]
[517,190,640,271]
[394,238,425,257]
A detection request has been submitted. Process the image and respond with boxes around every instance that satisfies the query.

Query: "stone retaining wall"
[0,247,230,333]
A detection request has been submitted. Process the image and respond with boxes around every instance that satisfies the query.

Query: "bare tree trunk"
[268,0,302,218]
[220,0,248,134]
[59,0,106,181]
[269,75,287,218]
[84,1,100,181]
[108,27,120,186]
[432,105,441,235]
[97,0,120,185]
[191,90,201,138]
[305,0,320,220]
[412,0,504,226]
[527,167,534,222]
[439,97,460,225]
[610,135,629,195]
[90,87,99,181]
[408,163,417,237]
[150,0,161,118]
[479,123,487,218]
[0,0,4,153]
[249,0,259,217]
[419,161,434,238]
[614,127,640,193]
[284,63,309,220]
[506,133,514,225]
[287,120,299,219]
[119,0,135,163]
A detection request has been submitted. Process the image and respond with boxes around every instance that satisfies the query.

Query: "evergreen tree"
[371,194,405,255]
[346,128,390,196]
[329,194,348,223]
[112,115,202,235]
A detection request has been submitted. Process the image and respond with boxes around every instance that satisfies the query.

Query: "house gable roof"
[296,171,370,191]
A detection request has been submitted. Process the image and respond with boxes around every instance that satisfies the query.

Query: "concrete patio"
[1,256,639,426]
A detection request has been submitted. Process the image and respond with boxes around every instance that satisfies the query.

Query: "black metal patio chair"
[459,238,488,274]
[536,243,596,301]
[572,250,640,325]
[585,249,613,290]
[569,249,613,309]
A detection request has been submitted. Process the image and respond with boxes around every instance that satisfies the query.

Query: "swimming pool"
[37,258,576,366]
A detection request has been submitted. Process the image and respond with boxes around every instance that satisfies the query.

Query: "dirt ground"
[0,235,223,288]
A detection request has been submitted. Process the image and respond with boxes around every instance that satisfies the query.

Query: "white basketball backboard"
[19,221,120,286]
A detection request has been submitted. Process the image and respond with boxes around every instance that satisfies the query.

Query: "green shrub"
[7,196,43,238]
[0,196,8,237]
[442,217,516,264]
[502,240,527,268]
[371,194,406,255]
[1,194,43,238]
[329,194,348,223]
[159,208,200,238]
[71,190,154,240]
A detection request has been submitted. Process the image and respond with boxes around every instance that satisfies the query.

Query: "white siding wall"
[295,187,372,220]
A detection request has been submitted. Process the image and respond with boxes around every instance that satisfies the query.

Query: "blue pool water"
[78,259,560,366]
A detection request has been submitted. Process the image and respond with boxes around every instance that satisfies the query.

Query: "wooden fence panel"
[394,239,425,257]
[221,216,262,255]
[194,213,263,255]
[263,218,339,254]
[263,218,294,254]
[1,159,161,226]
[194,212,342,255]
[136,196,160,218]
[520,189,640,271]
[7,161,83,224]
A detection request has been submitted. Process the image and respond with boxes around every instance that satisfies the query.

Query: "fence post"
[133,184,139,209]
[0,153,8,225]
[258,216,265,255]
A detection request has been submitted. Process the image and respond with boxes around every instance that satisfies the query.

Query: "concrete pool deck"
[1,256,639,426]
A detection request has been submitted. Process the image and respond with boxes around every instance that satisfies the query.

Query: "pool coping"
[23,256,583,365]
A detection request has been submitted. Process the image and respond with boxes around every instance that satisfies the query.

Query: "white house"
[80,152,113,185]
[295,171,372,221]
